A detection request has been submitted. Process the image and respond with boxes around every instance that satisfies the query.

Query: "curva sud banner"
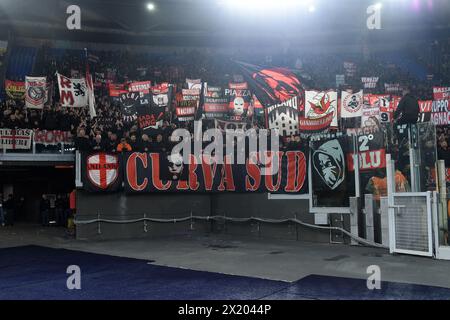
[81,150,309,194]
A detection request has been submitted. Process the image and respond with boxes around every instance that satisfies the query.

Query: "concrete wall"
[76,191,347,243]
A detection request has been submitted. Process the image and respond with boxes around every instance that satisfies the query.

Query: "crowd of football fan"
[0,41,449,161]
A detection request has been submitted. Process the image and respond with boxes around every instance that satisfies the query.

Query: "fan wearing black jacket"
[394,88,420,125]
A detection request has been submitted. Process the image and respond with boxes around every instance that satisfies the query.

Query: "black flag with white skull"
[119,92,140,123]
[310,135,354,207]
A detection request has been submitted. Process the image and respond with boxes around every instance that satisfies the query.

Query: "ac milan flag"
[340,90,364,118]
[235,61,304,108]
[25,76,47,109]
[57,73,88,108]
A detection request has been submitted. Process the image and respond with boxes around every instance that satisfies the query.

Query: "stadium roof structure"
[0,0,449,46]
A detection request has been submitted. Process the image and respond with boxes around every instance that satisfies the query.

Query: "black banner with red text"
[81,150,309,194]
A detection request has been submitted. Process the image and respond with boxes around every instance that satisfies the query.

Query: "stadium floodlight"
[374,2,383,10]
[218,0,308,11]
[147,3,156,11]
[308,5,316,12]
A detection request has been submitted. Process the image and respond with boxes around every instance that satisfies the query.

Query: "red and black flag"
[235,61,304,108]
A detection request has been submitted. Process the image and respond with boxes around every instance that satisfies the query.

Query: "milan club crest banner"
[0,128,33,150]
[267,96,300,137]
[5,80,25,100]
[81,152,123,192]
[25,76,47,109]
[340,90,363,118]
[236,61,304,109]
[433,87,450,100]
[305,90,338,127]
[34,130,73,145]
[310,136,354,207]
[225,82,251,121]
[123,150,309,194]
[361,77,379,89]
[57,73,88,108]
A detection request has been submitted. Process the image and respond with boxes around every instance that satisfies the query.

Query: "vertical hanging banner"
[225,82,251,121]
[203,86,228,119]
[57,73,88,108]
[350,131,387,200]
[304,90,338,127]
[25,76,47,109]
[340,90,364,118]
[433,87,450,100]
[137,92,165,131]
[175,99,197,122]
[311,135,353,207]
[146,84,171,129]
[267,96,300,136]
[361,94,390,127]
[119,92,140,123]
[176,90,198,122]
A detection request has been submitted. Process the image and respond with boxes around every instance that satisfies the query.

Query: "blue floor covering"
[1,246,449,300]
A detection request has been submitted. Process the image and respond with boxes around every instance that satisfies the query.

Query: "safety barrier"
[74,213,388,249]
